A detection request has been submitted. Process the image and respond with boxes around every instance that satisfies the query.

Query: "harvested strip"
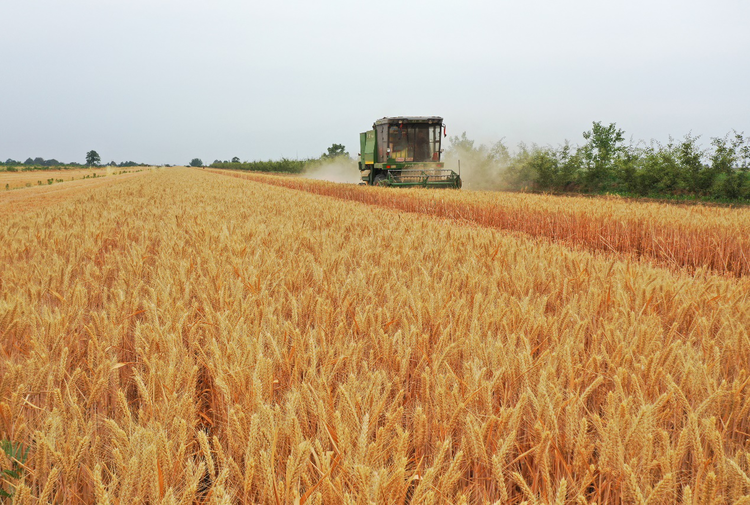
[0,166,148,191]
[0,169,153,216]
[209,168,750,277]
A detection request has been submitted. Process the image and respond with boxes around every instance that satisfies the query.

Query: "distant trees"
[189,158,203,167]
[1,157,65,167]
[0,155,148,170]
[209,144,352,174]
[210,159,307,173]
[86,150,101,166]
[208,143,350,174]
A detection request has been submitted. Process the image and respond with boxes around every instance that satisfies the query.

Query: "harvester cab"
[358,116,462,188]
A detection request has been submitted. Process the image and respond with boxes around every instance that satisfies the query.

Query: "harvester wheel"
[374,174,389,187]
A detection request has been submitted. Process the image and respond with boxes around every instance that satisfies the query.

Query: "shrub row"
[448,123,750,201]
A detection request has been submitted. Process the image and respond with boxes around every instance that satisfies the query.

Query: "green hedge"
[210,158,310,174]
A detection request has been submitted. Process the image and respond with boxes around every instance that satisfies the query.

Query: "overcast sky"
[2,0,749,165]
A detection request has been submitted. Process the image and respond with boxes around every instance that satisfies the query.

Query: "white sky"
[1,0,749,164]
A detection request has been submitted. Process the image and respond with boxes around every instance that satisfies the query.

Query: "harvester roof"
[373,116,443,127]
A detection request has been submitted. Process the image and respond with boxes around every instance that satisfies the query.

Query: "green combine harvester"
[358,116,462,188]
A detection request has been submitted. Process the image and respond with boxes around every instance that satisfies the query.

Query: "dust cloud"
[443,142,510,191]
[303,157,361,184]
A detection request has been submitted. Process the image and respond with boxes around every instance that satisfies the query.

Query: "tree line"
[1,150,150,171]
[448,123,750,201]
[205,144,349,173]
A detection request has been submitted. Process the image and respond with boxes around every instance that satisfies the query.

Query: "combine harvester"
[358,116,462,188]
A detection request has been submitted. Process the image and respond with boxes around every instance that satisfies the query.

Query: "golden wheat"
[0,167,749,503]
[211,169,750,277]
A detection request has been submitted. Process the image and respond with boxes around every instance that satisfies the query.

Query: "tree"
[322,144,349,159]
[710,133,746,199]
[86,150,101,166]
[675,134,708,193]
[448,132,475,153]
[231,156,240,163]
[189,158,203,167]
[580,122,625,191]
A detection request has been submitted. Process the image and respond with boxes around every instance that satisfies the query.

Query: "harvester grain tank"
[358,116,462,188]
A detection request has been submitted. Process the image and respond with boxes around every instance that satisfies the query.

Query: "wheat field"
[1,167,749,503]
[212,169,750,277]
